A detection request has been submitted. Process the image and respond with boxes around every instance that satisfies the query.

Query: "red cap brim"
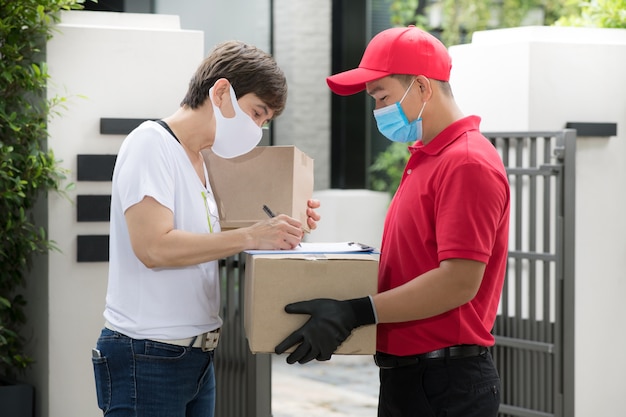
[326,67,390,96]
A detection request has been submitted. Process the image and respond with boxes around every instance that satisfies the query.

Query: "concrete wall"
[29,11,204,417]
[449,26,626,416]
[154,0,271,54]
[273,0,332,190]
[306,189,390,249]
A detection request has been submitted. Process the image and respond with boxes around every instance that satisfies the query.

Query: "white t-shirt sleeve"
[115,125,176,214]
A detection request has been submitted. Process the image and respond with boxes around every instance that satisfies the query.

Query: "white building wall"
[37,11,204,417]
[449,26,626,416]
[450,26,626,132]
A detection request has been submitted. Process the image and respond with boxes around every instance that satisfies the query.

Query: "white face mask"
[210,85,262,159]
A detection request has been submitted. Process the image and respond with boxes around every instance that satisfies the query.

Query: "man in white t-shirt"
[92,40,320,417]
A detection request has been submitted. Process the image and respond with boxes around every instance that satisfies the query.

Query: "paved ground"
[272,355,379,417]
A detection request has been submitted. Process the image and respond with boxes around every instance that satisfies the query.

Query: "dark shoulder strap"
[155,119,180,144]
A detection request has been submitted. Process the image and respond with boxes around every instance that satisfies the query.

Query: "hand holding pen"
[263,204,302,248]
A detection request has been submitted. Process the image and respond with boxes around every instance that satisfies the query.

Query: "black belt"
[374,345,488,369]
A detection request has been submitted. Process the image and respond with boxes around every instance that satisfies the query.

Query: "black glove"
[274,296,376,364]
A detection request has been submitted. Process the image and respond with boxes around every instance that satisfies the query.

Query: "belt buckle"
[375,352,422,369]
[374,354,393,369]
[375,353,414,369]
[200,329,220,352]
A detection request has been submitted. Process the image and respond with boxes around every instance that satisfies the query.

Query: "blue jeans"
[92,328,215,417]
[378,351,500,417]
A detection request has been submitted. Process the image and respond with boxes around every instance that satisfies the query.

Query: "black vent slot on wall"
[77,195,112,222]
[77,154,117,181]
[565,122,617,137]
[77,235,110,262]
[100,118,154,135]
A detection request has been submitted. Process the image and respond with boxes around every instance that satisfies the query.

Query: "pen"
[262,204,302,247]
[262,204,276,218]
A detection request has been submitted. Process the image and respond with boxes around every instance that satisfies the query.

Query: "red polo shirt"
[377,116,510,356]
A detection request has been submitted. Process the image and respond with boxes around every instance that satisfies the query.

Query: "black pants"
[378,351,500,417]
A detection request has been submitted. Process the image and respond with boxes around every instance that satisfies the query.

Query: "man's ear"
[210,78,231,107]
[415,75,432,101]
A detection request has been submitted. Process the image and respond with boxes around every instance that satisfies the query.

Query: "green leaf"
[0,0,83,378]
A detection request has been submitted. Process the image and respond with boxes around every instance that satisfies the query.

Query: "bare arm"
[125,196,306,268]
[373,258,486,323]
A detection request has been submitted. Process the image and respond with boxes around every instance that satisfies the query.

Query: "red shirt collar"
[409,115,482,156]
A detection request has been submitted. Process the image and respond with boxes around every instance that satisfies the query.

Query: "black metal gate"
[215,254,272,417]
[486,131,576,417]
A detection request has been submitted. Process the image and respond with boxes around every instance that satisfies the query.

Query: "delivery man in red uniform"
[276,26,511,417]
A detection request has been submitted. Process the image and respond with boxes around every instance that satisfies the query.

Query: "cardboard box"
[244,252,378,355]
[202,146,314,231]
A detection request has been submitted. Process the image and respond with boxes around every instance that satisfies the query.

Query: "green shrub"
[369,141,411,196]
[0,0,82,378]
[555,0,626,28]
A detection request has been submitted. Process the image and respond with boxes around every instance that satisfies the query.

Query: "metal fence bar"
[508,251,556,261]
[494,335,554,353]
[556,129,577,417]
[528,153,537,412]
[513,137,524,409]
[540,137,554,413]
[499,404,555,417]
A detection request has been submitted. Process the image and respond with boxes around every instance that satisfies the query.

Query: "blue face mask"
[373,78,426,143]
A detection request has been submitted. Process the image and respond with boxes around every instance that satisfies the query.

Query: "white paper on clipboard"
[246,241,377,255]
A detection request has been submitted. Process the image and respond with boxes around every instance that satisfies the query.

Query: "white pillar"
[33,11,204,417]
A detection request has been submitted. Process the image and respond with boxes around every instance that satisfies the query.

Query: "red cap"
[327,26,452,96]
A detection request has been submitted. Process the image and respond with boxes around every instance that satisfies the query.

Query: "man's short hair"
[181,41,287,117]
[391,74,453,97]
